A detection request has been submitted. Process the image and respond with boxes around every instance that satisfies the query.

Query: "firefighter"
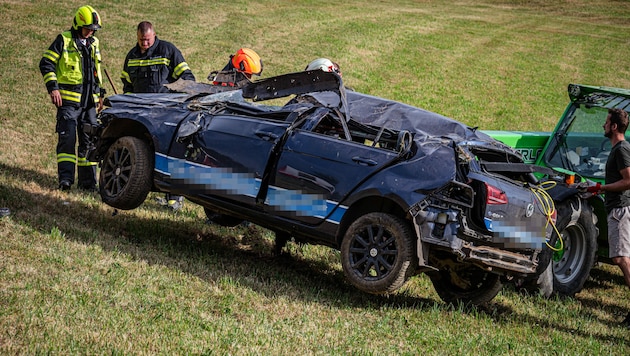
[39,5,105,191]
[208,48,263,88]
[121,21,195,94]
[121,21,196,211]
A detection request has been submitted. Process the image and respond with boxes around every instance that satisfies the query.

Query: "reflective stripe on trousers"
[55,104,97,187]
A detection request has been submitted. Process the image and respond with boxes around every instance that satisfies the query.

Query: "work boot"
[0,208,10,218]
[59,180,71,191]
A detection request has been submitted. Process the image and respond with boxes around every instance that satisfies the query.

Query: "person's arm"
[121,55,134,93]
[93,36,105,111]
[602,167,630,193]
[171,45,195,81]
[39,34,64,107]
[602,144,630,193]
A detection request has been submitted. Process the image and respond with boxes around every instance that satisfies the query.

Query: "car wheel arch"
[102,119,154,146]
[99,119,155,157]
[336,195,409,246]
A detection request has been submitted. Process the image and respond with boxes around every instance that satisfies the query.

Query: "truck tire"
[522,258,554,297]
[552,198,598,296]
[516,232,555,297]
[99,136,153,210]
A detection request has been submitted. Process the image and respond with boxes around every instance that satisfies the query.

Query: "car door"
[174,114,290,207]
[266,113,399,225]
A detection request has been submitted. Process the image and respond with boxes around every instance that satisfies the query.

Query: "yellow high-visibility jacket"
[40,29,103,105]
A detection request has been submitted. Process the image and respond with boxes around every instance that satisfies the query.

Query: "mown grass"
[1,0,630,354]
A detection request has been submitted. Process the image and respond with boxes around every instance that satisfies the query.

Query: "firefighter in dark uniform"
[39,5,105,191]
[121,21,195,93]
[121,21,195,210]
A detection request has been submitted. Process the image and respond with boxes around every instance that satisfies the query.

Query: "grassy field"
[1,0,630,353]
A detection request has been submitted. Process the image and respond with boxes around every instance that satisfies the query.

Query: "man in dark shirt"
[589,108,630,328]
[121,21,195,93]
[121,21,196,211]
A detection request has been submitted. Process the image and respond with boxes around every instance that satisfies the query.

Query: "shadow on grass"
[583,263,628,290]
[0,161,435,309]
[1,160,628,344]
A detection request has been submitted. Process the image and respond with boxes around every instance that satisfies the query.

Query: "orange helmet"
[231,48,263,76]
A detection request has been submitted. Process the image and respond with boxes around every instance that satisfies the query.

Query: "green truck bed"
[482,131,550,164]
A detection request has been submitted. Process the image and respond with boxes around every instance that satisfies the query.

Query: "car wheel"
[552,199,598,296]
[429,262,503,305]
[204,208,244,227]
[340,212,417,295]
[99,136,153,210]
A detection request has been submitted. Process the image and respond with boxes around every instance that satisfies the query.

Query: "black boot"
[59,180,71,191]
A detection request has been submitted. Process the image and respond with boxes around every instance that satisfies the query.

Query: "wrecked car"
[88,70,558,305]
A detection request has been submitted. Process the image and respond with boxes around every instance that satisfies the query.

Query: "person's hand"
[97,97,104,112]
[586,182,602,194]
[49,90,62,107]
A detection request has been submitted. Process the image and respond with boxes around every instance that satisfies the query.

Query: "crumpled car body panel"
[94,71,552,275]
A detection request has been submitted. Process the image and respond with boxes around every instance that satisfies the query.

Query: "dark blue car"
[89,71,558,304]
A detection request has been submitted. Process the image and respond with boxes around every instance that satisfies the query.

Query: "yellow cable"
[529,181,564,251]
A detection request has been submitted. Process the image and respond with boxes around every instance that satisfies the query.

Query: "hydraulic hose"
[530,180,564,251]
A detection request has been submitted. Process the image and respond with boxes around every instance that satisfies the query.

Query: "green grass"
[1,0,630,353]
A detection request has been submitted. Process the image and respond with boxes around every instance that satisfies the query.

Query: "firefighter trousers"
[55,104,97,189]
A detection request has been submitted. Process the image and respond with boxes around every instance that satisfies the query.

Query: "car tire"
[429,264,503,305]
[341,212,417,295]
[99,136,153,210]
[552,198,598,297]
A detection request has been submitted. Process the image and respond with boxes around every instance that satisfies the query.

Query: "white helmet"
[305,58,340,74]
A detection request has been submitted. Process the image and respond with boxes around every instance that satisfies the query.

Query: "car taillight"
[485,182,508,205]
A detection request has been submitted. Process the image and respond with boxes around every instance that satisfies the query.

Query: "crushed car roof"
[104,70,517,156]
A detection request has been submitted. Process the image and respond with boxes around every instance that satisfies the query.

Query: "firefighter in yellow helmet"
[208,48,263,88]
[39,5,105,191]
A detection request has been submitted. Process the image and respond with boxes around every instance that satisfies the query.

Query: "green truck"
[485,84,630,296]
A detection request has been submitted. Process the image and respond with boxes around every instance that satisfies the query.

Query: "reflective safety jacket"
[39,29,103,106]
[121,37,195,93]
